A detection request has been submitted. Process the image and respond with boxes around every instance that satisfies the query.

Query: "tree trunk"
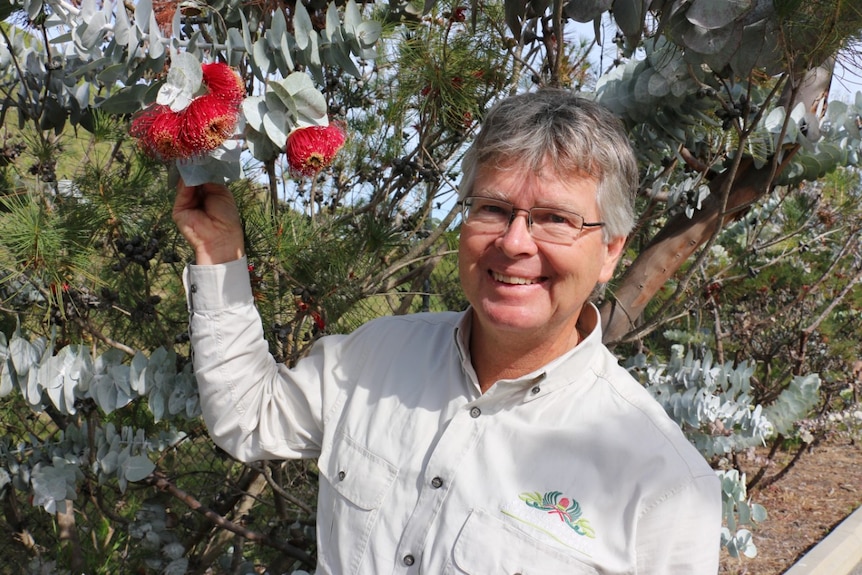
[601,157,778,344]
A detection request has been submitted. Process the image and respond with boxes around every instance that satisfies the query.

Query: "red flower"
[130,104,189,160]
[285,123,346,177]
[131,62,244,161]
[201,62,246,106]
[180,95,239,155]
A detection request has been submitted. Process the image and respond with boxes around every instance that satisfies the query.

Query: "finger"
[174,180,230,215]
[173,178,203,213]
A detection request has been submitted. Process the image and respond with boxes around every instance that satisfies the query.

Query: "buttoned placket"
[390,391,496,573]
[389,376,548,574]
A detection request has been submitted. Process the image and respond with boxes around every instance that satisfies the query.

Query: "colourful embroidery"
[519,491,596,538]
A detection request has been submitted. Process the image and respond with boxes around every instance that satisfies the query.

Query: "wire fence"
[0,402,323,574]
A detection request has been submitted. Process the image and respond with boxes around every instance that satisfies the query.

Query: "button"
[337,470,346,481]
[190,284,198,293]
[469,407,481,418]
[531,386,541,394]
[403,554,415,566]
[431,477,443,488]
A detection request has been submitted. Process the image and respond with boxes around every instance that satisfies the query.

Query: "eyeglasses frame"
[459,195,605,244]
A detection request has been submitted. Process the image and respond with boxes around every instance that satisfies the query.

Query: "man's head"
[459,89,638,242]
[457,90,638,354]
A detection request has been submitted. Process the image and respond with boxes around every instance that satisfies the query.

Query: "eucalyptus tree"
[582,1,862,347]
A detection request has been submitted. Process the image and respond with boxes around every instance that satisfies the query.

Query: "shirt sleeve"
[184,257,339,462]
[636,472,723,574]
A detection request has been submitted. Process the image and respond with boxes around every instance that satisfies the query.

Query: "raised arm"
[173,179,331,461]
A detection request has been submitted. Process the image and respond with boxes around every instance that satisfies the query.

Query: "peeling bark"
[601,158,776,344]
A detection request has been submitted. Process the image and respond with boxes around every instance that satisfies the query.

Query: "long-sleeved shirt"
[185,257,722,574]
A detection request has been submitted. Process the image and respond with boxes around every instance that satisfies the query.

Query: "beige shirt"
[186,257,721,574]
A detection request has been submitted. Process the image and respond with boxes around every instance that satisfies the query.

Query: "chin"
[476,305,549,333]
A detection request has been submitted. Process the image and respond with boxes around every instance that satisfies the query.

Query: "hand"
[173,179,245,265]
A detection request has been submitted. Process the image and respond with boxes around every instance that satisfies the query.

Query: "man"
[174,89,722,574]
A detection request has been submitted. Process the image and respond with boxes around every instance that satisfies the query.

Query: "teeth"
[492,271,538,285]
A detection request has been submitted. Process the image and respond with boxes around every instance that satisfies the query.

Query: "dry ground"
[719,434,862,574]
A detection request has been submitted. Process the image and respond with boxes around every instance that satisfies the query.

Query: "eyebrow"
[473,189,583,213]
[473,188,510,201]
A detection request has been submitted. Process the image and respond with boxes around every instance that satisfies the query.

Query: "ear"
[598,235,626,283]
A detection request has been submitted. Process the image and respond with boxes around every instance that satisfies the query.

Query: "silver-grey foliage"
[1,330,190,514]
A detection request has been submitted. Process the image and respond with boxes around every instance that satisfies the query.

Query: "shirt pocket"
[317,431,398,574]
[449,508,601,575]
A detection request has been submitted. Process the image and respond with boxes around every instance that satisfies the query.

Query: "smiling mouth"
[490,271,544,285]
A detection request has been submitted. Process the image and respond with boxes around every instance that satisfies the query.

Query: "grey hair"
[459,89,638,242]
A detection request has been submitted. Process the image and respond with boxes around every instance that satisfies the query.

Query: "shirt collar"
[453,311,481,394]
[453,303,605,399]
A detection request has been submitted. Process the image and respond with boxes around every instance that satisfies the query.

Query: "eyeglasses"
[459,196,604,245]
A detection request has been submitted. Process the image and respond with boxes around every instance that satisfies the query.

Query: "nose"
[495,210,538,256]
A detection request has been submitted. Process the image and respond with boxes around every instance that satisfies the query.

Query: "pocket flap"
[319,432,398,510]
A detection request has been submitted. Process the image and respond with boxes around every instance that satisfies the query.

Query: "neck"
[470,311,589,393]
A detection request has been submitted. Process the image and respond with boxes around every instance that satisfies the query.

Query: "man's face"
[458,161,625,347]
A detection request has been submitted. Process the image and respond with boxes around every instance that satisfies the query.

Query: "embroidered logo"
[519,491,596,538]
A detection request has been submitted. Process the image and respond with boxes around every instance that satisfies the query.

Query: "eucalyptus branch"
[731,227,848,284]
[615,71,806,346]
[551,0,564,87]
[70,315,136,356]
[802,259,862,337]
[0,25,34,122]
[617,135,751,344]
[783,228,861,312]
[757,431,824,490]
[195,471,271,569]
[362,208,459,293]
[373,247,457,297]
[711,300,725,365]
[147,471,316,569]
[506,40,544,86]
[751,222,826,253]
[251,461,315,516]
[793,244,862,374]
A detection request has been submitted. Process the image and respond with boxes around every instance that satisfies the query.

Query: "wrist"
[194,242,245,265]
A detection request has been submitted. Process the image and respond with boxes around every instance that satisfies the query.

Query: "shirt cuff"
[183,256,254,312]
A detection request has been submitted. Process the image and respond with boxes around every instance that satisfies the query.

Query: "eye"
[470,199,509,217]
[478,202,506,215]
[533,209,577,227]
